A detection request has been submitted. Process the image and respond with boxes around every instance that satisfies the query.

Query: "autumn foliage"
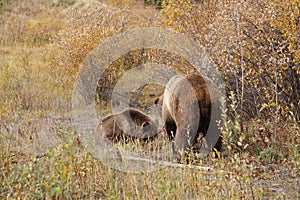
[0,1,299,199]
[52,0,299,123]
[160,0,299,122]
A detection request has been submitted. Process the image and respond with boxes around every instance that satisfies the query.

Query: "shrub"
[160,0,300,122]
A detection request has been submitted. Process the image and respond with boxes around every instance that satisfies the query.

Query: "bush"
[160,0,300,122]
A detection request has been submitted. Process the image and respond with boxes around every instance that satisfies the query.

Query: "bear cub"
[100,108,158,143]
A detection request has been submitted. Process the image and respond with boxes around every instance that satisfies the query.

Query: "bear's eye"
[142,121,150,127]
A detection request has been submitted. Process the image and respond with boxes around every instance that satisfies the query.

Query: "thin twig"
[123,155,213,171]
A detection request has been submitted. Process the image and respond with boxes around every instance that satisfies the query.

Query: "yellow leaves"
[269,0,299,43]
[260,102,276,112]
[161,0,216,36]
[14,183,22,198]
[237,141,243,146]
[243,143,249,150]
[236,134,249,150]
[53,2,149,76]
[294,49,300,62]
[213,148,221,158]
[62,166,68,177]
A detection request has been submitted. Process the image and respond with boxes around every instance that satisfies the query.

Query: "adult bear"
[100,108,158,143]
[155,73,222,159]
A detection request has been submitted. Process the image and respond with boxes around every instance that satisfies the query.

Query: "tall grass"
[0,0,299,199]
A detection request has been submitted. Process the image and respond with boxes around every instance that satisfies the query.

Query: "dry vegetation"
[0,0,299,199]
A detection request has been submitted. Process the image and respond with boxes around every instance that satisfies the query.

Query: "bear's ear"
[154,94,164,105]
[142,121,150,127]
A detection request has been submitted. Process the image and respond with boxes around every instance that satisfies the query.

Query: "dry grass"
[0,0,299,199]
[1,115,299,199]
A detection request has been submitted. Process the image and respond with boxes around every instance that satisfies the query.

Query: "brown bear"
[155,73,222,159]
[100,108,158,143]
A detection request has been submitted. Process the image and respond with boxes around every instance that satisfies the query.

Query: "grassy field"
[0,0,299,199]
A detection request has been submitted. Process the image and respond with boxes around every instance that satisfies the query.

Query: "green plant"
[221,91,244,154]
[144,0,162,9]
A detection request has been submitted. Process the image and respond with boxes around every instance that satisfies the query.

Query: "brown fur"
[155,73,222,158]
[101,108,158,143]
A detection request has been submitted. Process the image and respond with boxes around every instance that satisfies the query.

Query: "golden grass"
[0,0,299,199]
